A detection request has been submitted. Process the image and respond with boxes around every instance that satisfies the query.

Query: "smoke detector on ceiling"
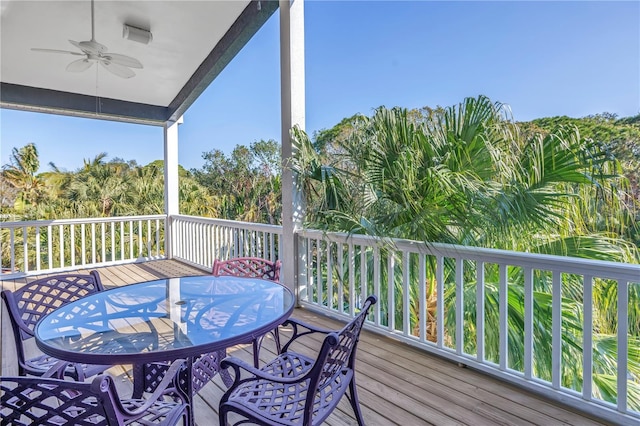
[123,24,153,44]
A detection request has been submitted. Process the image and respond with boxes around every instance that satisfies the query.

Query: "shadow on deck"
[0,260,608,425]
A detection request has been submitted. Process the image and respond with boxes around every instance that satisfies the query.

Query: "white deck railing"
[170,215,282,272]
[296,228,640,425]
[0,215,166,278]
[2,214,639,423]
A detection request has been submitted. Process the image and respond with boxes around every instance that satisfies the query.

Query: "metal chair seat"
[23,353,108,381]
[259,351,315,378]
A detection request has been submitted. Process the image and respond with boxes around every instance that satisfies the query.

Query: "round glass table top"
[35,275,294,364]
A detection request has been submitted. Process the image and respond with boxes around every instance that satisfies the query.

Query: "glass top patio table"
[35,275,295,365]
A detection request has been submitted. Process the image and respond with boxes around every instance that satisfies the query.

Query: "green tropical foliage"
[290,95,640,409]
[190,139,281,224]
[519,113,640,247]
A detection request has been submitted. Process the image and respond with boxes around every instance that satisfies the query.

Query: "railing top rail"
[298,229,640,282]
[172,214,283,234]
[0,215,167,228]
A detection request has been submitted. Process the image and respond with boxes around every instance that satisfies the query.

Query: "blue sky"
[1,1,638,173]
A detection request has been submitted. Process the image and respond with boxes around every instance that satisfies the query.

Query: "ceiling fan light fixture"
[31,0,143,79]
[123,24,153,44]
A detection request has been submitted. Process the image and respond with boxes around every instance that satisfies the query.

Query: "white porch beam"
[280,0,306,297]
[164,116,183,259]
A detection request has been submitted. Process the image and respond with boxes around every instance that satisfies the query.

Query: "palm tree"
[2,143,45,210]
[291,95,640,408]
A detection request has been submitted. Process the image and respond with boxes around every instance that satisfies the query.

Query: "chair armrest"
[111,358,187,418]
[220,356,301,387]
[280,318,333,353]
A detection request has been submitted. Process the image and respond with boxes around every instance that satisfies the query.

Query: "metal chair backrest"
[279,295,376,425]
[1,359,187,425]
[1,271,105,375]
[1,374,116,425]
[212,257,281,282]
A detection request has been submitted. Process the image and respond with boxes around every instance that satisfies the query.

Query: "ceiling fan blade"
[31,48,84,56]
[66,59,94,72]
[103,53,143,69]
[99,60,135,79]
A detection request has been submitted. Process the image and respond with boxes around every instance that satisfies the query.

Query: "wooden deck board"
[0,260,608,425]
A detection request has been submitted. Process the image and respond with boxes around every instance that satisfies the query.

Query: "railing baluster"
[194,222,200,265]
[327,240,333,310]
[262,232,268,260]
[583,274,594,401]
[138,220,143,258]
[148,219,152,257]
[81,223,86,265]
[317,238,323,306]
[499,264,508,370]
[47,225,52,270]
[70,224,75,267]
[120,221,124,261]
[35,226,41,271]
[360,246,367,311]
[205,223,210,264]
[306,237,312,303]
[338,242,344,314]
[101,222,105,263]
[455,257,463,356]
[552,270,562,389]
[91,223,96,264]
[270,233,275,261]
[10,228,16,272]
[387,253,395,332]
[348,243,355,316]
[618,279,629,413]
[129,221,134,260]
[524,266,533,379]
[111,221,116,262]
[402,251,410,336]
[22,226,28,273]
[419,254,426,343]
[477,261,485,362]
[156,219,160,257]
[436,255,444,349]
[59,224,64,268]
[373,246,381,326]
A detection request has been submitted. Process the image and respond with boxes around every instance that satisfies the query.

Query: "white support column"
[280,0,305,298]
[164,116,183,259]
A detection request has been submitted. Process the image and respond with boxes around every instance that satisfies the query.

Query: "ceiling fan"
[31,0,143,79]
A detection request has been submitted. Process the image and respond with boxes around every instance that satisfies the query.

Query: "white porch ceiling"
[0,0,277,124]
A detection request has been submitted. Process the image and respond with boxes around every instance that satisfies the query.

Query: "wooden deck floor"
[1,260,609,425]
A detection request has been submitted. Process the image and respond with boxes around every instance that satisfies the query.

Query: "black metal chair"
[0,359,188,425]
[213,257,283,367]
[219,295,377,426]
[1,271,109,381]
